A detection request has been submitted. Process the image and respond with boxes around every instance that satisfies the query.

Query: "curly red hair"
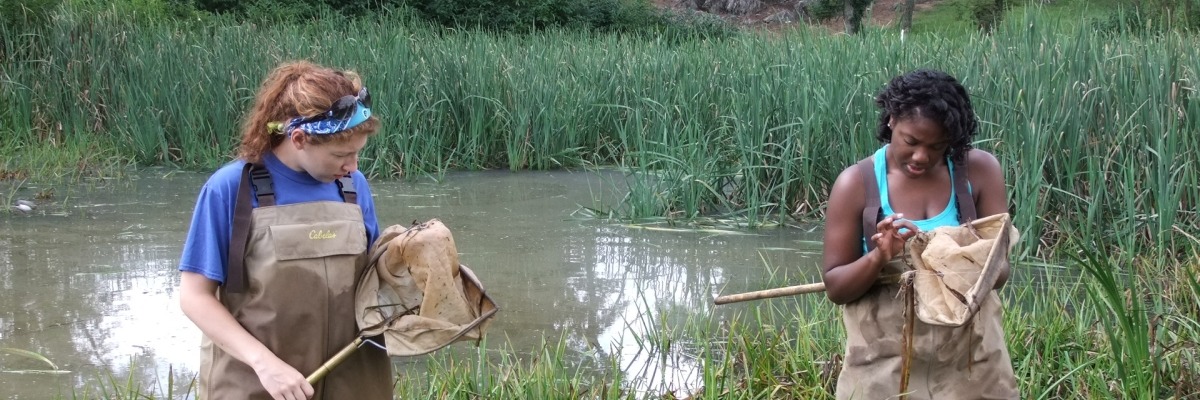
[237,60,379,163]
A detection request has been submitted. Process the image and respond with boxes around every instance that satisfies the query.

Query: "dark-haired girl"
[821,69,1017,399]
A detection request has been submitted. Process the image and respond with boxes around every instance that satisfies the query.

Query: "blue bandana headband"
[284,102,371,136]
[277,87,373,136]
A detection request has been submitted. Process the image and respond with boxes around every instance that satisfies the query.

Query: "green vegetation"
[392,255,1200,399]
[3,0,1198,398]
[5,3,1196,260]
[58,254,1200,398]
[1,347,69,374]
[911,0,1200,34]
[400,0,732,36]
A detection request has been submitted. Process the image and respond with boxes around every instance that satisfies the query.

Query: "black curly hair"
[874,69,978,165]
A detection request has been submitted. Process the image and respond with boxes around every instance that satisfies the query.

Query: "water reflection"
[1,169,824,397]
[372,171,822,394]
[0,173,200,398]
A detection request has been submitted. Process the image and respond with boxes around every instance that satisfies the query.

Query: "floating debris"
[14,199,36,213]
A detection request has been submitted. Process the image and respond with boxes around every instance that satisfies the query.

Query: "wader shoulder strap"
[250,165,275,207]
[227,163,256,293]
[857,158,882,253]
[228,164,275,293]
[953,157,977,223]
[335,176,357,204]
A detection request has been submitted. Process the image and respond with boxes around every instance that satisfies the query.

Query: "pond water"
[0,169,826,398]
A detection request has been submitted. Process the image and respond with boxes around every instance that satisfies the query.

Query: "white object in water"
[14,200,35,213]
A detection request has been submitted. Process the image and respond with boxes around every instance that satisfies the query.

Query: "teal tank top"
[861,145,967,252]
[874,145,962,231]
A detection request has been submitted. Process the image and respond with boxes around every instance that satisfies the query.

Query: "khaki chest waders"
[836,259,1018,399]
[199,164,392,400]
[836,156,1018,400]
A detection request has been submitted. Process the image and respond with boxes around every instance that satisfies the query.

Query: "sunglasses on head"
[314,87,371,122]
[284,87,372,135]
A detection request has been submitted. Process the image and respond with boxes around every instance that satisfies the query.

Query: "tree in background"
[972,0,1006,32]
[899,0,915,31]
[843,0,873,34]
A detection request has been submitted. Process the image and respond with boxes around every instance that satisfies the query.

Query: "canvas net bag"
[903,212,1018,327]
[307,219,498,384]
[354,219,498,356]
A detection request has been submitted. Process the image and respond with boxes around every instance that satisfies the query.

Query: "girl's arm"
[821,166,918,304]
[180,272,314,400]
[968,150,1011,288]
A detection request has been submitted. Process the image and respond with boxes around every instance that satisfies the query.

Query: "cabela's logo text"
[309,230,337,240]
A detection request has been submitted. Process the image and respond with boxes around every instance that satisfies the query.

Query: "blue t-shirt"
[178,153,380,284]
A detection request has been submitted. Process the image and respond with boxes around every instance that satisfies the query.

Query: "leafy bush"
[805,0,843,21]
[971,0,1007,31]
[607,1,735,40]
[401,0,734,38]
[1,0,62,29]
[179,0,396,21]
[1088,1,1200,36]
[802,0,872,33]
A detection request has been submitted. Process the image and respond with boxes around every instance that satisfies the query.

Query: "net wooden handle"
[306,337,363,385]
[713,282,827,305]
[714,275,903,305]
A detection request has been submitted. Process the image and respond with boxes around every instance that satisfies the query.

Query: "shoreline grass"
[48,251,1198,399]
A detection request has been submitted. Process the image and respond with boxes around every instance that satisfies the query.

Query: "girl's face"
[888,116,950,179]
[293,132,368,183]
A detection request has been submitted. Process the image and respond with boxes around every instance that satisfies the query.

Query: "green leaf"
[1,347,60,371]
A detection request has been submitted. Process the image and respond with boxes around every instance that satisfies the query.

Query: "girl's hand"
[871,213,919,261]
[254,355,314,400]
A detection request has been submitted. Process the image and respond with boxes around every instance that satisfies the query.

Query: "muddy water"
[0,169,824,398]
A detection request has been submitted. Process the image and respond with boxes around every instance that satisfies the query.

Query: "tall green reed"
[3,3,1196,257]
[1071,244,1162,399]
[1001,265,1111,398]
